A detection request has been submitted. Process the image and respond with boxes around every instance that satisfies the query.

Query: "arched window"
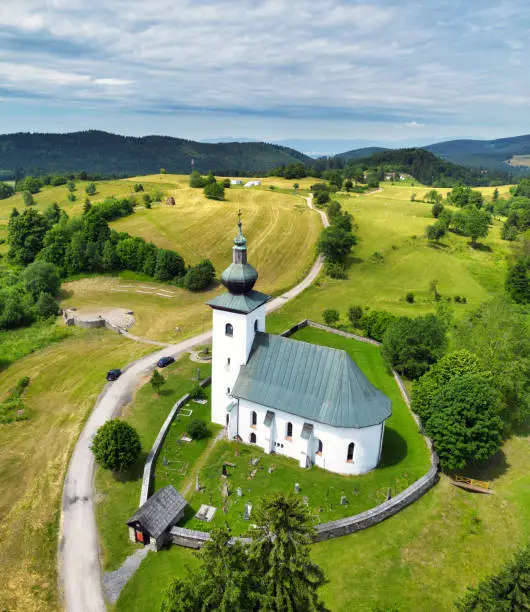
[251,411,257,426]
[226,414,230,426]
[250,432,256,444]
[225,323,233,337]
[317,439,323,454]
[227,387,230,395]
[286,422,293,438]
[254,320,258,332]
[347,442,355,462]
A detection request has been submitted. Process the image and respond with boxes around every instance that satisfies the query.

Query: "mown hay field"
[0,329,151,611]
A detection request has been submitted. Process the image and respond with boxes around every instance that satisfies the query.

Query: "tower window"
[254,320,258,332]
[250,432,257,444]
[227,357,230,366]
[347,442,355,462]
[227,387,230,395]
[251,411,257,426]
[286,422,293,438]
[317,439,323,455]
[225,323,233,337]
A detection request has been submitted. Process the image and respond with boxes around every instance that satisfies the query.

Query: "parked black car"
[106,369,122,381]
[156,356,175,368]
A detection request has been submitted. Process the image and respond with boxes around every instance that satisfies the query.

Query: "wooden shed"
[126,485,186,550]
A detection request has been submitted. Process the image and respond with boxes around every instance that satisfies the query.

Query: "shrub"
[347,305,363,327]
[85,182,97,196]
[91,419,141,471]
[382,314,448,379]
[183,259,215,291]
[324,261,347,279]
[203,181,225,201]
[189,171,206,188]
[359,310,396,342]
[190,384,206,400]
[405,292,415,303]
[35,292,60,319]
[222,179,231,188]
[133,183,144,192]
[186,419,208,440]
[23,191,34,206]
[322,309,340,326]
[150,369,166,395]
[22,261,61,298]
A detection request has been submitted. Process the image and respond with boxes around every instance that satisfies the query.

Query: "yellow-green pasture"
[267,184,512,334]
[0,328,151,612]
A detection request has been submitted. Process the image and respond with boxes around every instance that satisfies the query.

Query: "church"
[207,216,392,475]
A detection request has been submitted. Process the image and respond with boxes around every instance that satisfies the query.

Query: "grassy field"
[0,327,151,611]
[267,184,511,334]
[95,355,213,572]
[59,177,320,342]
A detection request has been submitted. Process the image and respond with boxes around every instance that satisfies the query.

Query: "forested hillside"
[0,131,312,178]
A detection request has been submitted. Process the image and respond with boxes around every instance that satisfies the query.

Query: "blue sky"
[0,0,529,145]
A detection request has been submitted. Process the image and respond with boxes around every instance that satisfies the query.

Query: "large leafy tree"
[382,314,447,379]
[317,226,356,263]
[249,494,328,612]
[457,545,530,611]
[411,349,483,422]
[21,261,61,299]
[91,419,141,472]
[7,208,50,265]
[464,206,490,246]
[455,299,530,431]
[425,374,503,471]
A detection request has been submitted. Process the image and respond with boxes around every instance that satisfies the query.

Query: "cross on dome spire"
[219,210,258,295]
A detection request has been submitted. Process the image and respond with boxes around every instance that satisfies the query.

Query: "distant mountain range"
[0,130,312,178]
[337,134,530,173]
[0,130,528,180]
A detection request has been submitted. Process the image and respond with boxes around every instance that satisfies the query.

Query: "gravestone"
[386,487,392,501]
[195,475,200,492]
[302,496,309,506]
[244,502,252,520]
[294,482,300,494]
[222,482,229,499]
[340,495,348,506]
[268,465,274,474]
[236,487,243,497]
[251,457,260,467]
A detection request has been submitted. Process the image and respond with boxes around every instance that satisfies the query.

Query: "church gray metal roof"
[126,485,186,538]
[231,333,392,429]
[207,290,270,314]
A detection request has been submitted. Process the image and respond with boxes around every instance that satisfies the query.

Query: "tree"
[249,494,328,612]
[464,206,490,246]
[10,207,19,218]
[23,191,34,206]
[425,374,503,471]
[0,181,14,200]
[85,182,97,196]
[44,202,61,225]
[457,545,530,611]
[492,187,499,204]
[203,181,225,201]
[17,176,41,194]
[293,182,300,191]
[344,179,353,192]
[150,369,166,395]
[101,240,120,272]
[455,299,530,430]
[426,221,446,242]
[143,193,152,207]
[322,309,339,326]
[161,528,253,612]
[154,249,185,281]
[347,305,364,327]
[21,261,61,299]
[411,349,483,422]
[382,314,448,379]
[67,181,76,192]
[506,259,530,303]
[183,259,215,291]
[133,183,144,192]
[83,198,92,215]
[189,170,206,188]
[432,201,444,218]
[359,309,396,342]
[186,419,208,440]
[425,189,442,204]
[34,292,60,319]
[7,208,49,265]
[91,419,141,472]
[317,226,356,263]
[315,190,330,206]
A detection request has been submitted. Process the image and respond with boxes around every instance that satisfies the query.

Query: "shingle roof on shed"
[127,485,186,539]
[231,333,392,428]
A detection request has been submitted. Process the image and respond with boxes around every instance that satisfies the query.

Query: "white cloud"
[405,121,426,129]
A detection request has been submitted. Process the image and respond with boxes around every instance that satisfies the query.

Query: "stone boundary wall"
[139,376,211,506]
[145,320,439,549]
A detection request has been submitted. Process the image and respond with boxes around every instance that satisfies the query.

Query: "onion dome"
[220,214,258,295]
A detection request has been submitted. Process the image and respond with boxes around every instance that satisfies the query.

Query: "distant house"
[244,180,261,188]
[126,485,186,550]
[231,179,243,185]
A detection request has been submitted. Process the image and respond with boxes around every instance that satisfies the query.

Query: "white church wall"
[210,305,266,426]
[237,399,385,475]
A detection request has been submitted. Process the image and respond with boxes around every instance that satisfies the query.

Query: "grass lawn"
[95,355,213,572]
[0,328,151,612]
[181,327,429,535]
[266,184,512,335]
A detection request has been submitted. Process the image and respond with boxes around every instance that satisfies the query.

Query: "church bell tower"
[206,212,270,429]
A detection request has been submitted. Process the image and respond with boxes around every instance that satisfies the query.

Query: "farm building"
[231,179,243,185]
[126,485,186,549]
[207,218,392,475]
[244,180,261,187]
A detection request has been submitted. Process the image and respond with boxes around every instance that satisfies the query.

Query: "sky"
[0,0,529,147]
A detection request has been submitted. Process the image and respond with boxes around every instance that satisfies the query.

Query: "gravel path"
[59,194,326,611]
[102,547,151,605]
